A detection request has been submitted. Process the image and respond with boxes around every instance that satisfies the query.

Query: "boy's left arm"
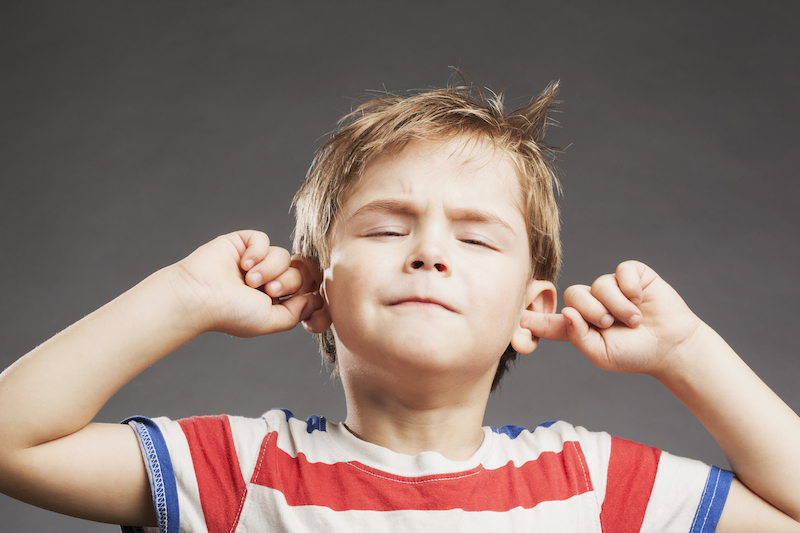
[523,261,800,532]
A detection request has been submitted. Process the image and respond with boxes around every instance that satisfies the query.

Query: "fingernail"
[249,272,262,286]
[267,280,281,295]
[243,259,254,270]
[600,314,614,328]
[629,314,641,327]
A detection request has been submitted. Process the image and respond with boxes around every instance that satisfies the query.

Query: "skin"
[0,136,797,530]
[0,232,319,526]
[521,263,800,531]
[303,138,556,459]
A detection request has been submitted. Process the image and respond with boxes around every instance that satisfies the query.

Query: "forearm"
[0,265,202,453]
[655,324,800,521]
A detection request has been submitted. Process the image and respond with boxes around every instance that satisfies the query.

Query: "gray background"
[1,1,798,530]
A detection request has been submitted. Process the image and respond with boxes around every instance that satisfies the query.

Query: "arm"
[0,230,320,525]
[522,261,800,532]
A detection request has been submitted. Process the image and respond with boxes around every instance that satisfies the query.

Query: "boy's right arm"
[0,230,319,526]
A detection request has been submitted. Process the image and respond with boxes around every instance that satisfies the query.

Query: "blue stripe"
[120,416,180,533]
[276,408,295,422]
[306,414,327,433]
[689,466,733,533]
[491,421,558,440]
[491,424,528,439]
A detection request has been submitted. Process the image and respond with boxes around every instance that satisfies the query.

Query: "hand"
[169,230,322,338]
[522,261,704,377]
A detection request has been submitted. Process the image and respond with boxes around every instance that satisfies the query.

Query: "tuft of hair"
[293,75,562,392]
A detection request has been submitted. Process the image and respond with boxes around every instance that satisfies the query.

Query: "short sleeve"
[121,416,179,533]
[122,413,274,533]
[597,434,733,533]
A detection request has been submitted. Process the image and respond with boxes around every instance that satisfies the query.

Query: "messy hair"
[293,77,562,391]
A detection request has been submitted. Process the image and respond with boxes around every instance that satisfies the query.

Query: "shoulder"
[487,421,612,497]
[488,420,612,464]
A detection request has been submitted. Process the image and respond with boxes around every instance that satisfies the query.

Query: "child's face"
[321,137,541,384]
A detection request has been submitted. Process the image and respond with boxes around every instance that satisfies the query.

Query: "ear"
[510,279,557,354]
[291,254,332,334]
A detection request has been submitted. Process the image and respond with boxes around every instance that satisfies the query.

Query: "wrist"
[140,264,216,339]
[650,321,730,391]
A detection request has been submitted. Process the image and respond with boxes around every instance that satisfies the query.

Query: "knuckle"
[251,229,270,243]
[267,246,291,265]
[590,275,613,296]
[563,284,588,307]
[563,285,579,301]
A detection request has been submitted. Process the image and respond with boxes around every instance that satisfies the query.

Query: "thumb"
[263,293,314,333]
[520,310,570,342]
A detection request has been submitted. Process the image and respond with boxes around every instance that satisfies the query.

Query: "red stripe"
[600,436,661,532]
[251,432,593,511]
[179,416,247,533]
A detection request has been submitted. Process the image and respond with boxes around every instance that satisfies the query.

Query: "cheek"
[481,268,530,330]
[322,260,373,329]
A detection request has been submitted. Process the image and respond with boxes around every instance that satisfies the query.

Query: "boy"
[0,81,799,533]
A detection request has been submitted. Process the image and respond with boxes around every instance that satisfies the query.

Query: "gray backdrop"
[2,1,798,530]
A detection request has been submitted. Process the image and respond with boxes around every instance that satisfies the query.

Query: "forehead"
[341,137,525,215]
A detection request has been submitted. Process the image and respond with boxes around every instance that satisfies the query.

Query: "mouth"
[389,298,456,312]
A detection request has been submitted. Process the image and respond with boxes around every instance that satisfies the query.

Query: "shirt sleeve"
[121,413,272,533]
[120,416,180,533]
[591,432,733,533]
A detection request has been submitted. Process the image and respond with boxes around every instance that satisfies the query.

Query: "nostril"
[435,263,446,272]
[412,260,424,269]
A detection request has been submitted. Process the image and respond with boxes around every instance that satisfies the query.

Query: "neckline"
[319,419,496,477]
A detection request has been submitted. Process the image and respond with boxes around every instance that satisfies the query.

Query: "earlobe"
[511,279,557,355]
[302,281,333,333]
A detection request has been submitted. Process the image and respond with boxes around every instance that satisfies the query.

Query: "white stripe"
[640,451,711,533]
[154,417,209,533]
[236,484,603,533]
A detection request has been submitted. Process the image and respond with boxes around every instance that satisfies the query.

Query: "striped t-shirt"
[122,408,731,533]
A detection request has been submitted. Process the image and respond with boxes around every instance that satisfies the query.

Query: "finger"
[563,284,614,329]
[520,310,569,342]
[615,261,645,305]
[562,306,611,369]
[562,306,591,340]
[591,274,642,328]
[245,246,291,288]
[237,231,271,271]
[267,292,321,333]
[264,267,303,298]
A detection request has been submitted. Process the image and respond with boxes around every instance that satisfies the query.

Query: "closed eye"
[461,238,497,250]
[366,231,406,237]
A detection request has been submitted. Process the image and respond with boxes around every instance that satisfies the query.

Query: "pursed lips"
[388,297,457,312]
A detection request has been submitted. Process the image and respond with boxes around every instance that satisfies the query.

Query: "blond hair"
[293,79,562,390]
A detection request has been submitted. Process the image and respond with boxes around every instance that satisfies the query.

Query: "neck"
[339,362,494,461]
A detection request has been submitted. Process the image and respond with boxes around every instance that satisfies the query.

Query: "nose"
[411,260,446,272]
[405,237,450,275]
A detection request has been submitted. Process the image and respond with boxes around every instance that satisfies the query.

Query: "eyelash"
[365,232,497,250]
[367,231,405,237]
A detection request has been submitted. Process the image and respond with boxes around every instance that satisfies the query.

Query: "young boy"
[1,82,799,533]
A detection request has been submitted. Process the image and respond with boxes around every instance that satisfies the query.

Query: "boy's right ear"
[291,255,332,333]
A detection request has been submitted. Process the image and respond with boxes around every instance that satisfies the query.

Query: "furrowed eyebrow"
[349,199,418,220]
[446,207,517,235]
[349,199,517,236]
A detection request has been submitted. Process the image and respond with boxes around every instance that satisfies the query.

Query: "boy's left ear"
[511,279,557,355]
[291,254,332,333]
